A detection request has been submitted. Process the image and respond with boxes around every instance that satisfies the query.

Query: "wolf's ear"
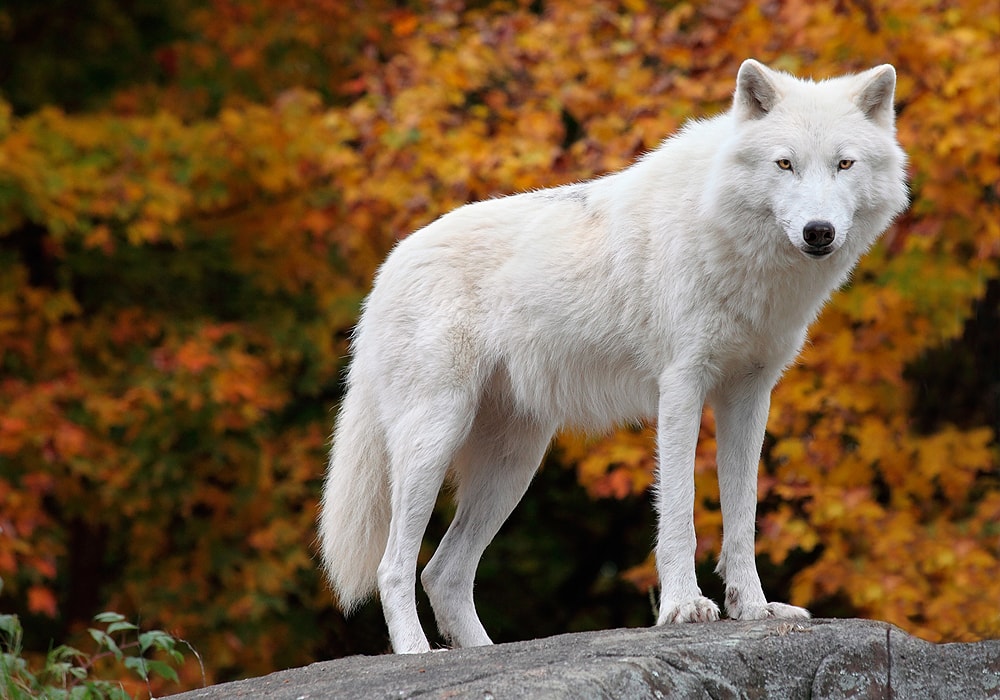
[734,59,782,121]
[854,65,897,128]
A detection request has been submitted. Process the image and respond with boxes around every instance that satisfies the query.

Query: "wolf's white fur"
[319,59,908,653]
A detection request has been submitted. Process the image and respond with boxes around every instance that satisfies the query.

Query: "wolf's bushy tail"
[318,383,390,614]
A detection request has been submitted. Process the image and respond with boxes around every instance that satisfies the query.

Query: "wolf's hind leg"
[421,395,552,648]
[378,391,478,654]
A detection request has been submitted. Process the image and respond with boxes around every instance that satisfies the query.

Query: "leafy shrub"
[0,604,199,700]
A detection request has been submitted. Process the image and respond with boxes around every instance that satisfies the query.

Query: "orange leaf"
[27,585,58,617]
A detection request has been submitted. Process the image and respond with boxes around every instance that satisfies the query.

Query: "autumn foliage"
[0,0,997,690]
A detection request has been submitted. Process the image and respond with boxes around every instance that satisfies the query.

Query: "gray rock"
[167,619,1000,699]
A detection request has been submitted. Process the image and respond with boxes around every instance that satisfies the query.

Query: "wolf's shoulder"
[633,112,734,177]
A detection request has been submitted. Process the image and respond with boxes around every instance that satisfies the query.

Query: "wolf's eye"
[838,159,855,170]
[776,159,793,171]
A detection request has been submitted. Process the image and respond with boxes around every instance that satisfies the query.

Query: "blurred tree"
[907,278,1000,436]
[0,0,194,114]
[0,0,996,693]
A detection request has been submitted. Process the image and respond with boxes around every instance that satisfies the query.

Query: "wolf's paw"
[727,596,811,622]
[657,596,721,624]
[725,586,811,621]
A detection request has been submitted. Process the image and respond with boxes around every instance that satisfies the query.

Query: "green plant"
[0,604,199,700]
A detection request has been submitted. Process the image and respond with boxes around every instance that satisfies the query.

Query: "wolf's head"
[720,59,908,263]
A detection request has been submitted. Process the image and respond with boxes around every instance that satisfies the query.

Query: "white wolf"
[319,59,908,653]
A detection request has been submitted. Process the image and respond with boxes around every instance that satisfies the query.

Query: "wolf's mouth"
[802,245,835,259]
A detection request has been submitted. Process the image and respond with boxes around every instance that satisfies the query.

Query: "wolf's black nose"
[803,220,836,247]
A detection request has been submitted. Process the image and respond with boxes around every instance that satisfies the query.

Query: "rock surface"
[167,619,999,699]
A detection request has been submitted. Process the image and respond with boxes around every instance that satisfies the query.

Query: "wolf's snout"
[802,220,836,248]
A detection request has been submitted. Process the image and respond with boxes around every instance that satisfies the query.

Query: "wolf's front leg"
[654,377,720,624]
[712,377,810,621]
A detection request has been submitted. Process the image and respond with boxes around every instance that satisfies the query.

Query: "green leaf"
[105,620,139,636]
[48,644,86,664]
[87,629,122,660]
[0,614,21,640]
[142,658,180,684]
[123,655,149,681]
[106,687,131,700]
[138,629,175,653]
[92,612,127,625]
[1,651,31,677]
[45,660,74,683]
